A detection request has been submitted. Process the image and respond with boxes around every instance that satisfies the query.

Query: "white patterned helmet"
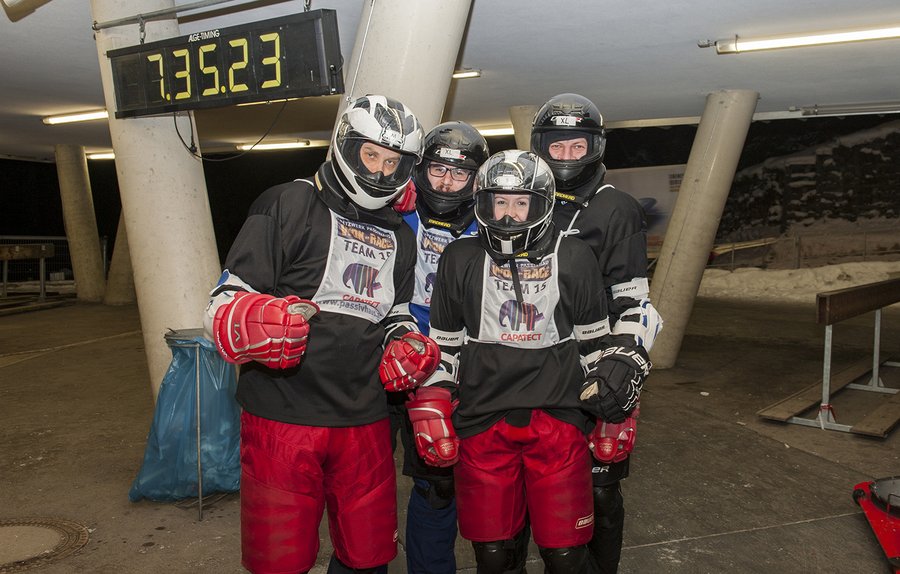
[474,150,556,258]
[331,95,424,210]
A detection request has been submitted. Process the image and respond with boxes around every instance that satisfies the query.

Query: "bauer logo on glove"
[379,332,441,392]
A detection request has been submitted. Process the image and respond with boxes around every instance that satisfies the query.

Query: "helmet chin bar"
[331,155,405,211]
[499,237,515,255]
[551,163,584,184]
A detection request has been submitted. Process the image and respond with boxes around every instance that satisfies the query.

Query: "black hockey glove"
[580,346,651,423]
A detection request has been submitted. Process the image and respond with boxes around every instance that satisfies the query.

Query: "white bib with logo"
[312,212,398,323]
[412,224,456,307]
[475,250,563,350]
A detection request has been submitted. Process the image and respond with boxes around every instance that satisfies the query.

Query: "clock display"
[107,10,343,118]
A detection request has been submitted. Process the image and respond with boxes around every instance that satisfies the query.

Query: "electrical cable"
[172,99,290,162]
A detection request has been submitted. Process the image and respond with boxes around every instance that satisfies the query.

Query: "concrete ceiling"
[2,0,900,162]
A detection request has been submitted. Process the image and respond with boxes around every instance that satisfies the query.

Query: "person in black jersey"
[383,121,489,574]
[532,93,664,574]
[417,149,651,573]
[203,95,441,574]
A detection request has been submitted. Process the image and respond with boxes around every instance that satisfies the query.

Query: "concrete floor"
[1,296,898,573]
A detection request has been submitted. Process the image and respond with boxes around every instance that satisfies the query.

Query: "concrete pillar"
[340,0,473,131]
[104,212,136,305]
[509,105,539,151]
[91,0,222,399]
[649,90,758,368]
[55,144,106,302]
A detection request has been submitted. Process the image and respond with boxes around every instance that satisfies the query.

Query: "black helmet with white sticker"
[531,93,606,192]
[331,95,424,210]
[414,121,489,216]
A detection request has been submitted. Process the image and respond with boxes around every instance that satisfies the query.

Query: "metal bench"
[757,277,900,438]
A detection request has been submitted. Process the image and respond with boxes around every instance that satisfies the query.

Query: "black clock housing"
[107,9,343,119]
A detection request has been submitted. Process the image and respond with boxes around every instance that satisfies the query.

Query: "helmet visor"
[475,189,552,234]
[536,130,602,164]
[339,135,419,196]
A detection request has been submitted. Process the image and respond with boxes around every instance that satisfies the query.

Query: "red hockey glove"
[213,291,319,369]
[379,332,440,392]
[393,180,417,214]
[588,407,639,464]
[407,387,459,467]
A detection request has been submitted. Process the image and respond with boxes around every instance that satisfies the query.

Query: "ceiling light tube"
[795,100,900,116]
[87,152,116,160]
[237,140,311,151]
[477,127,515,137]
[452,69,481,79]
[712,25,900,54]
[42,110,109,125]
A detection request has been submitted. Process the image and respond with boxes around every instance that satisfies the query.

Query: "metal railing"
[0,235,108,283]
[707,229,900,271]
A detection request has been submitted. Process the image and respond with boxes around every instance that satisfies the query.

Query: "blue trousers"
[375,478,457,574]
[406,478,457,573]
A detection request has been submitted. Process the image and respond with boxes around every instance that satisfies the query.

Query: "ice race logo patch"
[337,219,396,253]
[488,258,552,283]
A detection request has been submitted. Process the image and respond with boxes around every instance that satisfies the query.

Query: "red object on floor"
[853,477,900,573]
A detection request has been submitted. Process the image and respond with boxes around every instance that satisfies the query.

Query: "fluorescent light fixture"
[477,127,515,137]
[708,25,900,54]
[237,140,311,151]
[452,69,481,79]
[794,100,900,117]
[42,110,109,125]
[87,152,115,160]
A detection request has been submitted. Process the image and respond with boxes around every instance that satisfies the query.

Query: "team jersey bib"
[412,224,456,307]
[477,251,563,349]
[312,212,398,323]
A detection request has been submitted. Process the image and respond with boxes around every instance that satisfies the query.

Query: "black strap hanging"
[508,258,525,305]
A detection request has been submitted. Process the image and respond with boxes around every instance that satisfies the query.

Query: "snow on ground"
[698,260,900,305]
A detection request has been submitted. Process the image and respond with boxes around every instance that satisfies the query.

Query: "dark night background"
[0,114,893,263]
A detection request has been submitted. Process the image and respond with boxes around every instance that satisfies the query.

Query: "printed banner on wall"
[605,164,686,257]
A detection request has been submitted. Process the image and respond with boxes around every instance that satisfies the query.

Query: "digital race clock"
[106,9,344,119]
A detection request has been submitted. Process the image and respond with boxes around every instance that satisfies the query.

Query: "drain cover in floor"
[0,518,89,573]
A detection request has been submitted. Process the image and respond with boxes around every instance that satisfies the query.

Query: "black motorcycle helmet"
[414,121,489,216]
[474,150,556,260]
[531,93,606,192]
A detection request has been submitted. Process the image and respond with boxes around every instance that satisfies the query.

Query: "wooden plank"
[757,358,875,421]
[851,390,900,438]
[0,243,54,261]
[817,277,900,325]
